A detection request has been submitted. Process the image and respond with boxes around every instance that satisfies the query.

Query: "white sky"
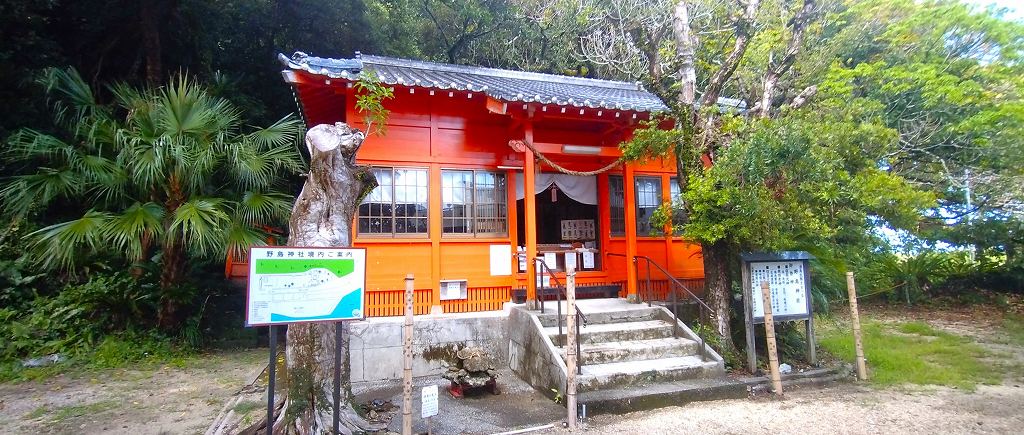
[963,0,1023,20]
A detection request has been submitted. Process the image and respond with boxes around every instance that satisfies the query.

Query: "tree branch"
[754,0,816,118]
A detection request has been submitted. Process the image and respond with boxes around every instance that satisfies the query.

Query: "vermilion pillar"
[523,122,538,308]
[624,163,639,302]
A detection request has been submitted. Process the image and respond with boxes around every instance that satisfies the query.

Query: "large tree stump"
[273,122,378,434]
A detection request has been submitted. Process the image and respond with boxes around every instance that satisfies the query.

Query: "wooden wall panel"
[358,242,433,291]
[669,240,704,278]
[358,125,430,162]
[439,242,513,288]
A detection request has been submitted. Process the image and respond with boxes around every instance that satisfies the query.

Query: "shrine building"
[228,51,705,316]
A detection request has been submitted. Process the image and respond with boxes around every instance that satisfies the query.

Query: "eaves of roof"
[279,51,670,113]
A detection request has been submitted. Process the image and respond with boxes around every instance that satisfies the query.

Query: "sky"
[964,0,1024,20]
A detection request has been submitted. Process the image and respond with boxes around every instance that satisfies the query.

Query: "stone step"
[577,355,724,392]
[535,306,662,328]
[561,338,701,365]
[577,377,749,415]
[545,320,674,346]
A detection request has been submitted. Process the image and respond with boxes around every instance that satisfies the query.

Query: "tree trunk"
[702,238,736,354]
[157,237,186,330]
[275,123,379,435]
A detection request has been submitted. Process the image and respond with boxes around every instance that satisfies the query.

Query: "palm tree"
[1,68,304,329]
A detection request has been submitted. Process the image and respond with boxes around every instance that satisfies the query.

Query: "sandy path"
[0,349,264,435]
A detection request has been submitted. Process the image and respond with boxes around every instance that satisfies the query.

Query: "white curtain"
[514,173,598,205]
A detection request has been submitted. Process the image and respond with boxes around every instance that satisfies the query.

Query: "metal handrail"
[607,252,712,361]
[519,254,588,374]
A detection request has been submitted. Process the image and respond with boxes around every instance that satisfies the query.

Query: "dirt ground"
[545,382,1024,435]
[544,302,1024,435]
[0,349,265,435]
[1,302,1021,435]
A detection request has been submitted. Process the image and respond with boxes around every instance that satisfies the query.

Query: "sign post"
[421,384,439,435]
[245,246,367,435]
[741,251,816,374]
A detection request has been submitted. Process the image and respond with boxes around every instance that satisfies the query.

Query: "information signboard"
[749,260,810,320]
[740,251,817,373]
[246,247,366,326]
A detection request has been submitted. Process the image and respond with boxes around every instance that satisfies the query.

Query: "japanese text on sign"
[560,219,595,241]
[750,260,809,320]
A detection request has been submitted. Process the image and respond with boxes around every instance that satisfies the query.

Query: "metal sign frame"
[741,251,817,374]
[247,246,367,435]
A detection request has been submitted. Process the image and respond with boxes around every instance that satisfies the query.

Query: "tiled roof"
[279,51,669,113]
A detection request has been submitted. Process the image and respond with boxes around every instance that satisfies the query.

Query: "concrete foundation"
[347,309,509,382]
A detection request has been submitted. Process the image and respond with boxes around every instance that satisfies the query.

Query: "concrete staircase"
[509,299,735,414]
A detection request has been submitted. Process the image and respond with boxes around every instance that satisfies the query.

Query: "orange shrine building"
[228,52,705,316]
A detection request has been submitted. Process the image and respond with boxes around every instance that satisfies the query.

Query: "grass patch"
[233,400,262,414]
[1003,314,1024,345]
[24,406,49,420]
[48,400,118,422]
[820,320,1000,390]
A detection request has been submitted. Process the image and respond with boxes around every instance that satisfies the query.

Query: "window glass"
[442,170,507,236]
[669,178,684,236]
[609,175,625,235]
[635,176,662,236]
[358,167,428,236]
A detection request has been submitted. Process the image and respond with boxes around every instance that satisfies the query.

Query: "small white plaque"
[543,252,558,269]
[565,252,577,270]
[582,251,595,269]
[489,244,512,276]
[445,281,461,299]
[421,384,438,418]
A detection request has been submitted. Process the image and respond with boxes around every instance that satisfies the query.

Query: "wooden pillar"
[524,121,538,308]
[662,174,673,276]
[761,281,783,395]
[846,272,868,380]
[402,274,414,435]
[429,163,443,313]
[624,163,639,302]
[565,266,578,430]
[507,168,520,288]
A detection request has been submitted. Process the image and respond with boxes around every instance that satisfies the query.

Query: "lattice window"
[635,176,662,236]
[358,167,429,237]
[442,169,507,237]
[609,175,625,235]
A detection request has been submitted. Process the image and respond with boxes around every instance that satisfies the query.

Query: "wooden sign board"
[560,219,595,241]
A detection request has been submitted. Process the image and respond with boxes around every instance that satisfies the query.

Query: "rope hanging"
[509,140,625,176]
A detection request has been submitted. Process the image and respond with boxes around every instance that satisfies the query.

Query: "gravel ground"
[543,303,1024,435]
[542,382,1024,435]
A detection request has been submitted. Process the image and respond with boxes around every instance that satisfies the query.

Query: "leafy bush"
[0,272,156,361]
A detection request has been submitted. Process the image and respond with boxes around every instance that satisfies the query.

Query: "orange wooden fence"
[441,286,512,313]
[363,288,434,317]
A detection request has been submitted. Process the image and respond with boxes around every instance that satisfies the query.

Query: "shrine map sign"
[246,247,366,326]
[749,260,810,321]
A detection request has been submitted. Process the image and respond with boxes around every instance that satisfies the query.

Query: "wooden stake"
[565,266,578,430]
[846,272,868,380]
[760,281,783,396]
[402,274,414,435]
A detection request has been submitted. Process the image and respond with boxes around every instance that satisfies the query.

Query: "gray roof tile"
[279,52,669,113]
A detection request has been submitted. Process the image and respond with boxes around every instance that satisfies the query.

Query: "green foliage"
[0,272,155,361]
[1,69,304,300]
[353,69,395,136]
[819,319,1000,390]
